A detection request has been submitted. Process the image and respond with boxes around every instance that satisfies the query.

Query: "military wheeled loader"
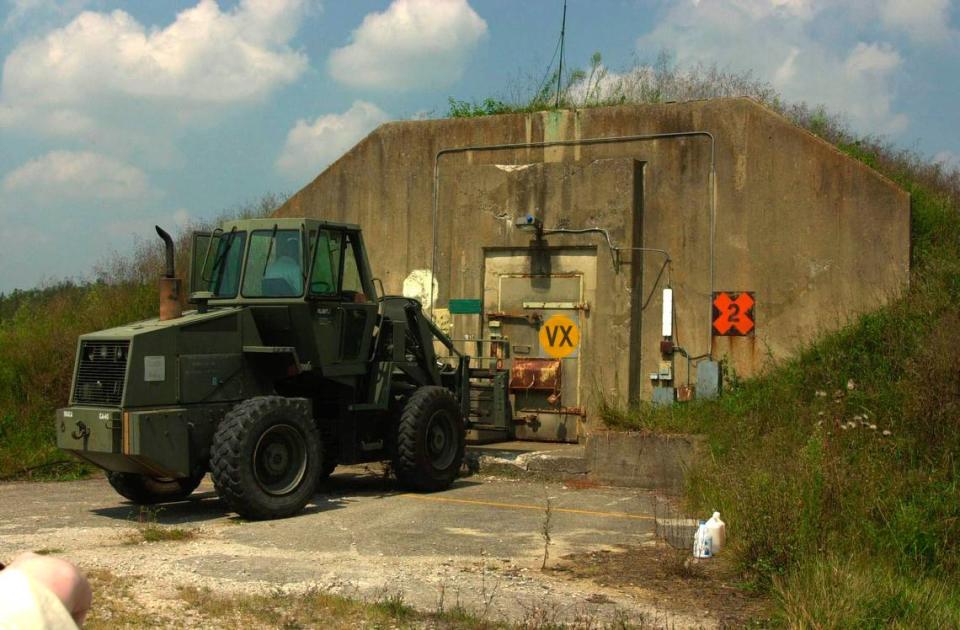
[56,218,511,519]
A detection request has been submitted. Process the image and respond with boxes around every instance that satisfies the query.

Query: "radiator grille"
[73,340,129,406]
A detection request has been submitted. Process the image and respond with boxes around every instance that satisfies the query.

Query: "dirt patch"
[1,474,750,628]
[547,543,773,628]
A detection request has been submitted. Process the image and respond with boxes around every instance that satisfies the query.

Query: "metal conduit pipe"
[431,130,717,359]
[533,227,675,307]
[541,227,618,268]
[616,247,673,310]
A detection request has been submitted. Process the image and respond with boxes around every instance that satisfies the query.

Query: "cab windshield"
[241,229,305,298]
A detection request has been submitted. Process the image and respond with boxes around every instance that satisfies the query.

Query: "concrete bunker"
[276,98,910,444]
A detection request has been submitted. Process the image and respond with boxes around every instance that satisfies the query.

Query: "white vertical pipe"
[662,288,673,337]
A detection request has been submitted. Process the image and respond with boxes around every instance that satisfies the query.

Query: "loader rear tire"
[106,471,204,505]
[394,386,465,492]
[210,396,322,520]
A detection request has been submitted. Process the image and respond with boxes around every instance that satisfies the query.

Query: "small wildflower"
[847,421,857,429]
[869,424,877,430]
[840,424,850,431]
[817,411,826,417]
[882,430,892,436]
[853,414,863,422]
[847,379,856,390]
[815,390,827,398]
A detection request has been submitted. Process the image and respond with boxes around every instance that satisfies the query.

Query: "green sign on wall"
[449,298,482,314]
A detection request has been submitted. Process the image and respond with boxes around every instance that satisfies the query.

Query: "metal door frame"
[481,245,596,441]
[495,271,584,410]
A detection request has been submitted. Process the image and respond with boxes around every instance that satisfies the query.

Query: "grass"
[124,524,197,545]
[177,585,505,629]
[123,506,197,545]
[775,556,960,629]
[83,568,158,629]
[88,567,659,629]
[80,567,677,630]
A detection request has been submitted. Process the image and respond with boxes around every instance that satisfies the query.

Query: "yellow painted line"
[401,494,654,521]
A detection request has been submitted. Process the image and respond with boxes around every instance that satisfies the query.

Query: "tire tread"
[394,386,465,492]
[210,396,321,520]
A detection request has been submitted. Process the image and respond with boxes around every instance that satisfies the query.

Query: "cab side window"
[310,230,342,296]
[341,234,366,298]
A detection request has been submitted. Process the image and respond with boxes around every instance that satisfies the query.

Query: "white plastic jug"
[692,511,726,558]
[705,512,725,553]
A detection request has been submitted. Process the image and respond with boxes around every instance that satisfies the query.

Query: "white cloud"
[844,42,901,74]
[103,208,193,238]
[635,1,910,135]
[881,0,953,45]
[275,101,390,181]
[2,0,91,31]
[328,0,487,90]
[0,0,309,140]
[1,150,150,202]
[773,47,800,85]
[837,43,908,133]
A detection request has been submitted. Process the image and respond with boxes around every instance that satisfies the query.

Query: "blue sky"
[0,0,958,292]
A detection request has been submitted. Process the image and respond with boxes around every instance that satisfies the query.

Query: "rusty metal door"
[483,248,595,443]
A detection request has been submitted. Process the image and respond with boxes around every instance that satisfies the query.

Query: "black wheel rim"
[253,424,307,496]
[425,410,456,470]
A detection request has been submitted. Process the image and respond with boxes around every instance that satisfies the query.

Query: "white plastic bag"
[692,511,726,558]
[693,521,712,558]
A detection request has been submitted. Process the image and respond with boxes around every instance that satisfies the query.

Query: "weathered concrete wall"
[438,158,640,415]
[585,432,706,493]
[276,98,910,421]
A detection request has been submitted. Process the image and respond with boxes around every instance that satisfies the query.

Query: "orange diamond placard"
[712,292,755,336]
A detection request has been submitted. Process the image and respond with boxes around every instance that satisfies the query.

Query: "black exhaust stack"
[155,226,182,320]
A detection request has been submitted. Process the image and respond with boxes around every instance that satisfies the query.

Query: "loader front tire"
[394,386,465,492]
[210,396,322,520]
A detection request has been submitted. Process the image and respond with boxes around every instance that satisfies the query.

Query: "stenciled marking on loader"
[401,494,654,521]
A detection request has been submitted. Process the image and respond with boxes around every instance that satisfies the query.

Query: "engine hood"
[80,307,243,341]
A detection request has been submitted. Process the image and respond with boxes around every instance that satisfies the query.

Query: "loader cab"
[189,218,379,375]
[190,218,376,302]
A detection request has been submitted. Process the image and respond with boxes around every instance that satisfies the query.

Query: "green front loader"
[56,217,511,519]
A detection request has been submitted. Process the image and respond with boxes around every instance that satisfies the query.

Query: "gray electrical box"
[697,360,723,399]
[652,386,675,406]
